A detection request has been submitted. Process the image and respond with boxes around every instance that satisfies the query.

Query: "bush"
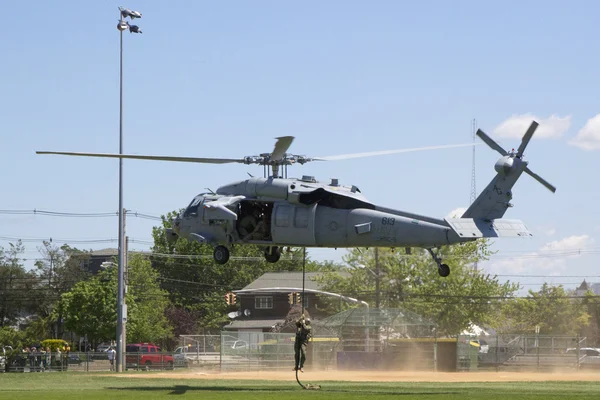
[41,339,70,352]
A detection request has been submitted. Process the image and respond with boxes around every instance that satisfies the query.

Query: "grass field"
[1,370,600,399]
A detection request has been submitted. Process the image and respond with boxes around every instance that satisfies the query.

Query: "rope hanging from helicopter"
[295,247,321,390]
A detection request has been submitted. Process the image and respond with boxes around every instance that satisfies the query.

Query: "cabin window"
[255,296,273,309]
[275,206,291,227]
[294,207,309,228]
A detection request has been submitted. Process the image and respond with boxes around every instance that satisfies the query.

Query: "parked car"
[96,343,111,353]
[566,347,600,369]
[125,343,174,371]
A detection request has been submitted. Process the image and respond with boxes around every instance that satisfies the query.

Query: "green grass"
[1,373,600,400]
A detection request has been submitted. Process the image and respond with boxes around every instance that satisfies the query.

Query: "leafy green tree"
[581,290,600,346]
[0,241,37,327]
[34,241,92,338]
[58,253,172,344]
[495,283,590,335]
[315,240,519,336]
[150,210,326,331]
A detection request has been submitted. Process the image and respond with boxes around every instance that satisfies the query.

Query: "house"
[85,248,119,275]
[575,280,600,296]
[223,271,349,333]
[79,248,150,275]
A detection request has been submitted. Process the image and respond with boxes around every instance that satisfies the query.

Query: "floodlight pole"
[116,7,126,373]
[115,6,141,373]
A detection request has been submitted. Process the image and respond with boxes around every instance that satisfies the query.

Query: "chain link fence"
[4,333,599,373]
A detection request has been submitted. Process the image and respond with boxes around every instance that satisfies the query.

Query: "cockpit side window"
[184,196,204,217]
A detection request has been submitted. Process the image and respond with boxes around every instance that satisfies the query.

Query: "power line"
[0,209,162,220]
[0,236,152,244]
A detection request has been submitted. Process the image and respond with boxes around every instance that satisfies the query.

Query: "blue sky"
[1,1,599,293]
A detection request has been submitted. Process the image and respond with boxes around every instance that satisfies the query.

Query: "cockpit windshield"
[183,195,205,217]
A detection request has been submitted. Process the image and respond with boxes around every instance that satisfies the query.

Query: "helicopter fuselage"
[169,175,471,250]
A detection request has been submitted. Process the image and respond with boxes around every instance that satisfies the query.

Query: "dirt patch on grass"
[109,369,600,382]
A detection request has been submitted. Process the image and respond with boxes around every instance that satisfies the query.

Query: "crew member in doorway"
[293,314,312,372]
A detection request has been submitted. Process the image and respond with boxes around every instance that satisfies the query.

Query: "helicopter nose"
[166,217,181,244]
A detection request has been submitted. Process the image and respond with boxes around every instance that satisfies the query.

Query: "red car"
[126,343,174,370]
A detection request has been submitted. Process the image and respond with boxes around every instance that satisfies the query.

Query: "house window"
[255,296,273,309]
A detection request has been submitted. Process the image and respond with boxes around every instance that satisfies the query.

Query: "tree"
[315,240,519,336]
[495,283,590,335]
[581,290,600,346]
[33,241,92,338]
[150,210,325,332]
[0,241,37,327]
[58,253,172,344]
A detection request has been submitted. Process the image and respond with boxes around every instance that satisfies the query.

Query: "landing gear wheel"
[438,263,450,277]
[427,248,451,278]
[213,245,230,265]
[264,246,281,263]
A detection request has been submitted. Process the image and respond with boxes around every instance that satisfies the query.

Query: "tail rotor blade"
[525,166,556,193]
[476,129,507,156]
[517,121,539,157]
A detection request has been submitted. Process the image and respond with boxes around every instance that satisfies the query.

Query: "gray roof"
[240,271,349,291]
[90,248,119,257]
[575,281,600,295]
[589,283,600,295]
[224,319,285,330]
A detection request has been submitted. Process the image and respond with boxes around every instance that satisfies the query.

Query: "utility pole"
[122,234,129,370]
[470,119,478,272]
[375,248,380,308]
[470,118,477,206]
[116,6,142,373]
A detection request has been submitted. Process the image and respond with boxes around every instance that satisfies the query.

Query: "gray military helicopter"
[37,120,555,277]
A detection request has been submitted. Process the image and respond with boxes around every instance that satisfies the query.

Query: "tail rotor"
[476,120,556,193]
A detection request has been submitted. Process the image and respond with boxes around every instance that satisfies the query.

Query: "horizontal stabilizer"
[445,218,532,238]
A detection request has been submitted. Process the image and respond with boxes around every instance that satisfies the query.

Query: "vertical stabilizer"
[461,120,555,220]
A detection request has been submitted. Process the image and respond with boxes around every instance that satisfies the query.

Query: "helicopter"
[37,120,555,277]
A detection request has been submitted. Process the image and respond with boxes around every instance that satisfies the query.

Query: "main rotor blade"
[525,166,556,193]
[271,136,294,162]
[476,129,508,156]
[36,151,244,164]
[315,143,481,161]
[517,121,539,158]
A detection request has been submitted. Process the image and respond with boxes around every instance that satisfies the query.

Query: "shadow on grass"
[107,385,459,396]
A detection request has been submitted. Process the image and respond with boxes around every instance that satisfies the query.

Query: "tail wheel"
[438,264,450,277]
[144,361,152,371]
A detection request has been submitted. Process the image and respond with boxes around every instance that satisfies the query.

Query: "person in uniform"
[293,314,312,372]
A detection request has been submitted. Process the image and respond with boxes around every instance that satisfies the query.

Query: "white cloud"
[446,207,467,219]
[492,114,571,139]
[481,234,595,276]
[568,114,600,151]
[539,234,594,253]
